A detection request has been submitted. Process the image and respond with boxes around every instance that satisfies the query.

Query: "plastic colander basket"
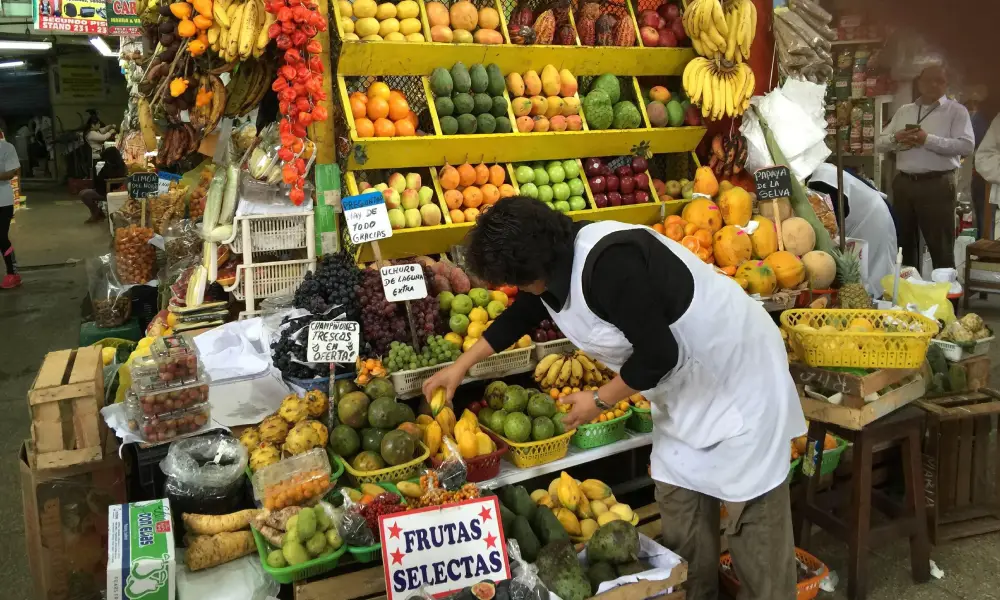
[432,433,508,482]
[626,405,653,433]
[389,362,452,397]
[571,408,632,449]
[468,345,535,378]
[720,548,828,600]
[780,309,938,369]
[252,526,347,584]
[332,443,429,486]
[343,482,406,563]
[494,429,574,468]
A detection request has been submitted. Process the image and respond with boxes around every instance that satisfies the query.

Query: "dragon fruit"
[305,390,328,418]
[279,394,310,424]
[284,420,324,455]
[310,420,329,447]
[260,414,290,445]
[250,442,281,472]
[239,427,261,453]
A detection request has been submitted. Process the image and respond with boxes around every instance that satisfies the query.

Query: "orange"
[388,96,410,121]
[480,183,500,205]
[693,229,712,247]
[681,235,701,253]
[463,207,480,222]
[683,222,700,236]
[367,81,391,101]
[462,186,483,208]
[350,91,368,105]
[652,223,665,234]
[355,117,375,138]
[388,89,406,103]
[405,110,419,129]
[373,117,396,137]
[444,189,464,210]
[665,215,684,226]
[350,96,367,119]
[664,223,684,241]
[499,183,516,198]
[549,388,560,399]
[367,97,389,120]
[394,119,416,136]
[449,208,465,223]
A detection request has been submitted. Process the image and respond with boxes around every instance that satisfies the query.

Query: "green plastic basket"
[801,436,848,477]
[252,524,347,584]
[346,482,405,563]
[571,408,632,449]
[626,405,653,433]
[788,458,800,482]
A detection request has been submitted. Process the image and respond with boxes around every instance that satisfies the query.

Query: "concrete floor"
[1,188,999,599]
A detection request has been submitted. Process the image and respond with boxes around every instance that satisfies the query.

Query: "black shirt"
[481,223,695,390]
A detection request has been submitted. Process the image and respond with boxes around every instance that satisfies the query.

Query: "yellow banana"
[570,356,582,380]
[691,36,706,56]
[699,31,718,54]
[711,0,728,37]
[702,70,714,117]
[699,0,714,36]
[707,24,726,51]
[208,24,221,44]
[555,357,573,387]
[542,357,565,388]
[214,2,230,27]
[534,353,561,380]
[733,62,748,105]
[724,9,738,62]
[237,0,258,60]
[255,10,276,52]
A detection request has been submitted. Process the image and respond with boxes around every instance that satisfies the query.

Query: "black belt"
[897,170,954,181]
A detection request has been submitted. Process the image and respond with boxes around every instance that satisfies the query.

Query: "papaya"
[764,251,806,289]
[712,225,752,268]
[717,186,752,226]
[681,198,722,233]
[749,215,778,259]
[736,260,777,296]
[692,166,719,197]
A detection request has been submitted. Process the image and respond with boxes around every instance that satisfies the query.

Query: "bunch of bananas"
[533,350,615,392]
[208,0,275,62]
[682,57,755,120]
[683,0,756,64]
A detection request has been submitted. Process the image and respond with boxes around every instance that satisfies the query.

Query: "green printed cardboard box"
[107,499,176,599]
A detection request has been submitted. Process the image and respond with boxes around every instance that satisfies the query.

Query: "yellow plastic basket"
[331,442,430,486]
[494,429,574,468]
[780,309,939,369]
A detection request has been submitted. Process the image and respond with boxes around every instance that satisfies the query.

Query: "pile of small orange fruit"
[351,82,420,138]
[438,160,517,224]
[588,399,631,424]
[652,214,720,267]
[355,357,387,385]
[550,385,598,413]
[627,393,650,410]
[262,469,332,510]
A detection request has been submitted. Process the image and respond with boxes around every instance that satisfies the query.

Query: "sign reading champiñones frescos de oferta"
[380,497,510,600]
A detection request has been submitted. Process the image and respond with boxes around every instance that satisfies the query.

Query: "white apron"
[542,221,806,502]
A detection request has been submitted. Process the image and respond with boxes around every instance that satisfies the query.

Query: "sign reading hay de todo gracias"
[380,497,510,600]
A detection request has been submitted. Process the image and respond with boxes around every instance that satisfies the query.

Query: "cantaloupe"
[681,198,722,233]
[717,186,752,226]
[781,217,817,256]
[713,225,752,268]
[749,215,777,259]
[764,250,806,289]
[801,250,836,289]
[692,166,719,197]
[758,197,792,223]
[736,260,777,296]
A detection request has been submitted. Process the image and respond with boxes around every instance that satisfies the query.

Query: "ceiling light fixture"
[0,40,52,51]
[90,37,117,57]
[0,60,26,69]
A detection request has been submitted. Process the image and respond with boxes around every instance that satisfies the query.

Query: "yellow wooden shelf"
[335,42,698,77]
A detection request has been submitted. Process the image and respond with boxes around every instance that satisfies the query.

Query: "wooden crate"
[916,390,1000,543]
[28,347,106,469]
[790,364,927,430]
[925,355,991,398]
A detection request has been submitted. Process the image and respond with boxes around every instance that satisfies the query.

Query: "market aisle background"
[0,188,999,599]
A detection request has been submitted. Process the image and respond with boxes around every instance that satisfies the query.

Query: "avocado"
[457,113,478,135]
[452,92,475,115]
[510,516,540,562]
[472,93,493,115]
[486,63,505,96]
[499,502,516,531]
[494,116,512,133]
[531,506,569,545]
[490,95,508,118]
[430,67,453,97]
[477,113,496,134]
[500,485,535,519]
[469,64,489,94]
[451,61,471,93]
[439,116,459,135]
[435,96,455,117]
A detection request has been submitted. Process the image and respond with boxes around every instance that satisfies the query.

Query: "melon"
[712,225,752,268]
[749,215,777,259]
[736,260,777,296]
[681,198,723,233]
[717,186,752,226]
[781,217,817,256]
[801,250,836,289]
[758,197,792,223]
[764,250,806,289]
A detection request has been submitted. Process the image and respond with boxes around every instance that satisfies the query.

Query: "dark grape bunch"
[359,268,409,356]
[386,336,460,373]
[410,294,443,348]
[271,312,338,379]
[294,252,363,319]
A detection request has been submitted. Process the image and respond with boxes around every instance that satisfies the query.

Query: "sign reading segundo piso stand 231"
[380,497,510,600]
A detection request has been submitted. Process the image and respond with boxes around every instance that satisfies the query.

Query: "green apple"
[553,200,571,213]
[514,165,535,183]
[417,185,434,206]
[520,182,538,198]
[547,164,566,184]
[552,181,571,202]
[562,160,580,179]
[568,178,585,196]
[545,201,556,209]
[568,196,587,211]
[532,161,545,170]
[533,168,550,186]
[537,184,554,203]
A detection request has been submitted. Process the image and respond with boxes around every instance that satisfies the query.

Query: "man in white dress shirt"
[877,65,974,270]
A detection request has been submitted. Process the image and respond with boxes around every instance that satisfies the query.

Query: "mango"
[506,72,525,97]
[544,96,564,118]
[609,503,634,522]
[580,479,612,500]
[540,64,561,96]
[360,483,386,497]
[561,96,580,116]
[522,70,541,96]
[597,512,622,526]
[528,96,548,117]
[559,69,578,97]
[590,500,609,516]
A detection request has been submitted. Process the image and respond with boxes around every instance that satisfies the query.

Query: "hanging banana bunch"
[682,57,755,120]
[682,0,756,64]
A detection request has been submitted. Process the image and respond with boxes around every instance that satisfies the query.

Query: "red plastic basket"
[430,432,509,482]
[719,548,828,600]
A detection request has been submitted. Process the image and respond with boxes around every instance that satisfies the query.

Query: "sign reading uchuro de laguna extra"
[380,497,510,600]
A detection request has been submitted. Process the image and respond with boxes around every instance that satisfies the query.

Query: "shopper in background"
[422,197,806,600]
[973,115,1000,234]
[79,147,126,224]
[964,88,992,238]
[0,131,22,289]
[85,120,117,177]
[877,64,974,270]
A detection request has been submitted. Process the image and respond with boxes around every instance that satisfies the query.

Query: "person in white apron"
[423,197,806,600]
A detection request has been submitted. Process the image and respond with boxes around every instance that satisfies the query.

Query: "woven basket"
[389,362,451,398]
[494,429,574,468]
[626,405,653,433]
[431,434,508,482]
[720,548,828,600]
[332,443,429,486]
[571,408,631,449]
[801,436,848,478]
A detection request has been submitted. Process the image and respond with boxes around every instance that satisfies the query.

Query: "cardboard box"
[20,438,126,600]
[106,500,176,600]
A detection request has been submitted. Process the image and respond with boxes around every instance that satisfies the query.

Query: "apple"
[387,207,406,229]
[631,156,648,172]
[584,157,604,176]
[620,175,636,195]
[639,9,659,28]
[383,188,401,209]
[533,168,550,186]
[515,165,535,183]
[684,104,702,126]
[420,203,442,225]
[547,164,566,184]
[552,181,571,202]
[537,184,554,203]
[606,175,620,192]
[608,192,622,206]
[400,189,420,210]
[658,28,677,47]
[622,193,636,205]
[594,193,608,208]
[616,165,633,178]
[358,181,372,192]
[417,185,434,206]
[658,3,679,20]
[634,172,649,190]
[374,182,388,191]
[600,164,612,176]
[568,196,587,211]
[635,190,651,203]
[671,19,686,42]
[657,15,667,29]
[588,176,606,193]
[640,26,659,47]
[568,178,585,196]
[553,200,571,213]
[562,160,580,179]
[404,208,422,228]
[520,182,538,198]
[387,172,406,193]
[405,172,422,190]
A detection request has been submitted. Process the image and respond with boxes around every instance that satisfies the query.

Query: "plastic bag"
[150,184,189,234]
[164,219,202,268]
[789,0,831,24]
[87,253,132,327]
[337,490,376,546]
[114,223,157,284]
[178,553,279,600]
[881,274,956,324]
[161,435,249,517]
[507,539,549,600]
[775,8,830,51]
[790,2,835,41]
[436,437,468,491]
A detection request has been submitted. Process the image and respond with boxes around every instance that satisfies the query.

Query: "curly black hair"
[463,196,576,286]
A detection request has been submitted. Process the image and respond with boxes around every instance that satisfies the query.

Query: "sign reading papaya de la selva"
[380,497,510,600]
[106,0,142,35]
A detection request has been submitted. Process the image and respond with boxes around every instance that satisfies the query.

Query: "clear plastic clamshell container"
[126,391,212,443]
[252,448,332,510]
[151,334,200,371]
[130,354,206,394]
[129,372,211,417]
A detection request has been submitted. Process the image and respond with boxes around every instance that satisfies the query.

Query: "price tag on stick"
[127,172,158,199]
[753,165,793,201]
[307,320,360,364]
[343,191,393,245]
[381,264,428,302]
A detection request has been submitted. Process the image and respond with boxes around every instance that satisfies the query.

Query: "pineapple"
[832,246,871,309]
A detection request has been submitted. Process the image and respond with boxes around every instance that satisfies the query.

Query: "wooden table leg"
[902,428,932,583]
[848,431,874,600]
[796,421,828,549]
[964,247,972,311]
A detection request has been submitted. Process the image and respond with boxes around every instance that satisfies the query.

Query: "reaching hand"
[561,391,603,430]
[908,128,928,146]
[421,362,466,407]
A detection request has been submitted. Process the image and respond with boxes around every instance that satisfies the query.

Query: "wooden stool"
[963,239,1000,310]
[794,406,931,600]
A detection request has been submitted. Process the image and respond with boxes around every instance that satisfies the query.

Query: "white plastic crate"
[469,345,535,378]
[533,338,576,361]
[390,362,452,397]
[224,259,315,311]
[225,212,315,260]
[930,335,994,362]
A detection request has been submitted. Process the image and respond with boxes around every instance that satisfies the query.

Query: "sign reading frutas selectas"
[381,264,428,302]
[343,191,392,245]
[753,166,793,201]
[380,497,510,600]
[307,320,359,364]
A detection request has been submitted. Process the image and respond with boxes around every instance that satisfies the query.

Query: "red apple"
[658,28,677,47]
[622,193,636,204]
[631,156,648,172]
[634,172,649,190]
[584,157,604,176]
[657,15,667,29]
[593,193,608,208]
[608,192,623,206]
[599,164,612,176]
[635,190,651,203]
[664,3,680,19]
[639,9,660,28]
[620,175,636,194]
[640,26,660,47]
[671,19,686,42]
[684,104,702,126]
[606,175,620,192]
[616,165,633,178]
[588,175,606,193]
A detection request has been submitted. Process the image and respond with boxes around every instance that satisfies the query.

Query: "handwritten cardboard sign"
[381,264,428,302]
[127,172,159,199]
[380,498,510,600]
[753,166,793,201]
[343,191,392,245]
[306,320,359,364]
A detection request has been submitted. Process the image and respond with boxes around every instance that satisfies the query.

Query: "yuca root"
[183,509,261,536]
[185,531,255,571]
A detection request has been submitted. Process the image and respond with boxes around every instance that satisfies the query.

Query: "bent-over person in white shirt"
[876,65,974,270]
